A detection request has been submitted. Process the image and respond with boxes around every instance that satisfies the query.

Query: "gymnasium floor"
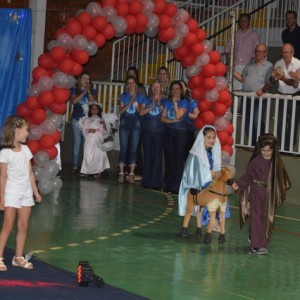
[1,167,300,300]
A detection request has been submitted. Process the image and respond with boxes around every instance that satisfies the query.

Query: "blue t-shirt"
[187,100,198,131]
[71,88,96,120]
[119,92,145,120]
[141,97,166,132]
[162,99,189,131]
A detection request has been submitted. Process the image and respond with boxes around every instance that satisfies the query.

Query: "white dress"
[79,116,110,174]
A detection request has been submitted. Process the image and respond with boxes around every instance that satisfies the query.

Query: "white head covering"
[189,125,222,171]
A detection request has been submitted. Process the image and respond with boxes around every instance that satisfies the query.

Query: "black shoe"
[179,227,189,237]
[218,233,226,244]
[204,232,212,244]
[195,227,202,237]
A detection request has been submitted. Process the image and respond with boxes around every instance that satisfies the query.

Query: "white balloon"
[185,65,201,78]
[67,75,76,89]
[214,117,228,131]
[38,178,54,195]
[142,0,155,15]
[205,88,219,102]
[38,76,53,92]
[224,109,233,121]
[175,23,189,38]
[47,112,63,128]
[29,84,41,97]
[72,35,88,50]
[147,14,159,28]
[203,39,213,53]
[43,161,60,178]
[215,76,228,91]
[196,53,210,66]
[86,2,103,17]
[86,41,98,56]
[52,71,69,88]
[34,150,50,167]
[28,125,43,140]
[33,165,44,181]
[112,16,128,33]
[102,6,117,22]
[47,40,58,51]
[145,27,158,38]
[167,36,183,50]
[40,119,57,135]
[57,33,73,50]
[172,9,190,25]
[52,177,63,191]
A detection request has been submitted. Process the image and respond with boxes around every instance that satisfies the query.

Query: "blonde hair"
[1,115,28,149]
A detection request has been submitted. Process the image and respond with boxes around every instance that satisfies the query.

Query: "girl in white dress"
[79,102,110,178]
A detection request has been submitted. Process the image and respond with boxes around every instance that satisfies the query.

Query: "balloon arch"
[17,0,234,193]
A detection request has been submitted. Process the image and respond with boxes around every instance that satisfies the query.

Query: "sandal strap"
[13,256,33,268]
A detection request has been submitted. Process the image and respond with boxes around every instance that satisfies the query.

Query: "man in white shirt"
[270,43,300,151]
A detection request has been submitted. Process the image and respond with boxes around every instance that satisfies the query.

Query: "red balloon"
[191,43,204,56]
[192,86,206,101]
[17,103,32,117]
[158,27,175,43]
[203,77,216,90]
[225,122,234,135]
[54,28,67,39]
[39,135,56,149]
[125,27,135,35]
[101,0,117,7]
[32,108,46,124]
[50,46,66,63]
[136,13,148,28]
[102,24,115,40]
[188,74,204,89]
[173,44,189,59]
[153,0,167,14]
[66,19,82,37]
[194,115,205,129]
[53,88,71,103]
[82,25,97,40]
[215,62,227,77]
[32,67,49,81]
[135,26,147,34]
[71,62,83,76]
[228,136,234,146]
[92,16,108,32]
[116,3,129,16]
[129,0,143,15]
[39,91,54,106]
[213,102,227,116]
[158,15,171,30]
[225,97,233,108]
[77,12,92,27]
[45,146,58,160]
[93,33,106,48]
[27,140,40,155]
[25,96,40,110]
[217,130,230,146]
[198,99,212,111]
[187,19,199,32]
[182,54,196,68]
[59,59,74,74]
[202,63,216,77]
[209,50,221,64]
[195,28,207,42]
[49,102,67,114]
[184,32,198,47]
[71,49,89,64]
[218,90,232,104]
[221,144,233,156]
[52,131,62,143]
[165,3,177,17]
[200,111,216,125]
[125,15,137,30]
[38,54,56,70]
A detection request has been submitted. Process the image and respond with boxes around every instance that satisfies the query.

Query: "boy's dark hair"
[285,10,297,18]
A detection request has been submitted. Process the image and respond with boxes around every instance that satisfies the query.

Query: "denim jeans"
[142,129,165,188]
[71,118,84,169]
[245,97,266,146]
[119,117,141,166]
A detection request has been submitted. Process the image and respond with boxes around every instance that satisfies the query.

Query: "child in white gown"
[79,102,110,178]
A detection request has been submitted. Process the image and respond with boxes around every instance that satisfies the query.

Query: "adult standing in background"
[225,13,260,113]
[234,44,273,146]
[269,43,300,151]
[70,72,96,174]
[156,66,170,98]
[282,11,300,60]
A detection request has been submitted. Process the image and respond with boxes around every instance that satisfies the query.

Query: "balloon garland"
[16,0,234,193]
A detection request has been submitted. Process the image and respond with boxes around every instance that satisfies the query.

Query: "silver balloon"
[40,119,57,135]
[43,161,60,178]
[52,71,69,88]
[28,125,43,140]
[34,150,50,167]
[86,41,98,56]
[32,165,44,181]
[52,177,63,191]
[38,178,54,195]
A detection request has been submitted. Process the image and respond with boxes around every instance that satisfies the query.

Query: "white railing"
[232,92,300,156]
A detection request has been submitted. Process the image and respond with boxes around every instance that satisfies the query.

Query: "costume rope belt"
[253,179,267,187]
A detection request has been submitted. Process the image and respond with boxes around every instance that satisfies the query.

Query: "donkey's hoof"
[179,227,189,237]
[204,232,212,244]
[195,227,202,237]
[218,233,226,244]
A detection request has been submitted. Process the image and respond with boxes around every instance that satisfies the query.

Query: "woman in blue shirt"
[70,72,96,174]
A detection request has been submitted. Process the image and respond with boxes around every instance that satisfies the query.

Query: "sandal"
[128,173,135,184]
[0,258,7,271]
[118,173,125,183]
[12,256,33,269]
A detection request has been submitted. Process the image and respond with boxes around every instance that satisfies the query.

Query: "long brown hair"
[1,115,29,149]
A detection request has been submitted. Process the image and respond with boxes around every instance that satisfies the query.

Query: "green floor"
[2,168,300,300]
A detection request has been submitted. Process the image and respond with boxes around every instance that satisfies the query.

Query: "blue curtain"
[0,9,32,127]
